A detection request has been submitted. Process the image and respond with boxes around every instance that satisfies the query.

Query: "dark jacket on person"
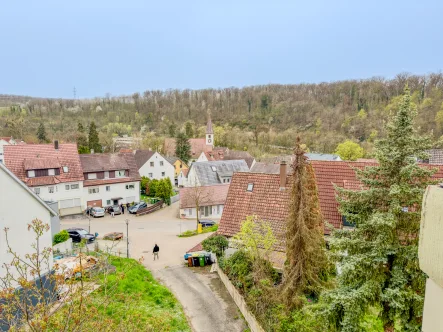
[153,245,160,253]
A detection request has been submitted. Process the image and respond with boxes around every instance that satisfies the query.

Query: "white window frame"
[116,170,126,178]
[106,186,111,192]
[188,208,192,215]
[71,183,79,190]
[247,183,254,191]
[48,186,54,193]
[150,162,154,167]
[148,173,153,178]
[161,172,165,177]
[65,185,70,191]
[48,169,55,176]
[63,166,69,173]
[34,187,40,195]
[106,200,111,205]
[126,184,135,190]
[28,170,35,178]
[104,171,109,178]
[88,173,97,180]
[160,161,164,166]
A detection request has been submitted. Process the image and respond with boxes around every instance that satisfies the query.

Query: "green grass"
[178,224,218,237]
[93,257,190,331]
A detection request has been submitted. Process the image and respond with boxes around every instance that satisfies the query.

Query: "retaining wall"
[216,262,265,332]
[53,238,72,253]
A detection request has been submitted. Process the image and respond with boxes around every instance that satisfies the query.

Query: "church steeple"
[205,114,214,149]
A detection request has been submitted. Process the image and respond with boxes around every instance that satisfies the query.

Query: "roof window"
[247,183,254,192]
[211,166,217,172]
[63,166,69,173]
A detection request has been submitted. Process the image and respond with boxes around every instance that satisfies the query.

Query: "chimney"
[54,140,59,150]
[280,161,287,189]
[91,149,94,154]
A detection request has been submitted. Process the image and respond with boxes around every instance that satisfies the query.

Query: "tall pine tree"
[281,138,328,309]
[88,121,101,153]
[77,122,89,154]
[323,86,434,331]
[175,132,191,164]
[37,123,48,143]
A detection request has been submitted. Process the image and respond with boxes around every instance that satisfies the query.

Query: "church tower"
[206,115,214,150]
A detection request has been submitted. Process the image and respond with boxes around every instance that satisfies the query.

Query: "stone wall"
[216,262,265,332]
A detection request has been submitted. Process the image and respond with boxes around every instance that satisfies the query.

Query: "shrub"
[202,235,228,257]
[53,230,70,245]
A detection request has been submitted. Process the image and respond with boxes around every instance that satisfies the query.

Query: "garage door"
[87,199,102,207]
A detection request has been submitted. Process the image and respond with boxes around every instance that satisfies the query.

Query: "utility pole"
[125,219,129,258]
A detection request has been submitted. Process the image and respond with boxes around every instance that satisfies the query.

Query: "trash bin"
[199,256,205,267]
[204,254,212,265]
[192,257,199,267]
[188,257,193,267]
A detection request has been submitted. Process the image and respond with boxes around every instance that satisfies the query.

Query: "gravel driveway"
[61,202,246,332]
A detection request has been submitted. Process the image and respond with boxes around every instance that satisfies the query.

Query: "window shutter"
[109,171,115,178]
[125,170,129,177]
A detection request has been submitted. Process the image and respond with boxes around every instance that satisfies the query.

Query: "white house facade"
[0,162,56,284]
[0,137,17,163]
[177,169,189,187]
[80,152,141,208]
[4,142,86,216]
[134,150,175,183]
[179,184,229,219]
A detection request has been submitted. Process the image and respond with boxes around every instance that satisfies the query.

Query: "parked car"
[198,219,216,228]
[88,207,105,218]
[128,202,148,214]
[67,228,96,243]
[107,205,122,215]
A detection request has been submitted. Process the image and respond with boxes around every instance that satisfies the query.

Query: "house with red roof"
[4,141,85,216]
[79,151,141,208]
[0,136,20,163]
[179,184,230,219]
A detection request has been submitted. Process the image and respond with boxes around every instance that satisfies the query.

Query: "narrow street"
[61,202,246,332]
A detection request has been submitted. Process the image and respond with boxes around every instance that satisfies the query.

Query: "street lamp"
[125,219,130,258]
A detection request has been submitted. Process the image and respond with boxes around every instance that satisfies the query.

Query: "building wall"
[83,181,140,207]
[173,160,188,178]
[139,152,175,183]
[0,140,10,163]
[197,152,208,163]
[179,204,224,219]
[185,167,201,187]
[31,181,84,216]
[178,171,187,187]
[0,169,53,284]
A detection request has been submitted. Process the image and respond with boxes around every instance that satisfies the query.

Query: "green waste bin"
[199,256,205,267]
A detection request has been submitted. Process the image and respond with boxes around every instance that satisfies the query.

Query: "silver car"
[90,207,105,218]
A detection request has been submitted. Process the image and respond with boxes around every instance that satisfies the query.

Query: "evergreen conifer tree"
[37,123,48,143]
[88,121,101,153]
[323,87,434,331]
[175,132,191,164]
[281,138,328,309]
[77,122,89,153]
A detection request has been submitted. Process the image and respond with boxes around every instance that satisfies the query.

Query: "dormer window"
[63,166,69,173]
[28,170,35,178]
[247,183,254,192]
[211,166,217,172]
[48,169,55,176]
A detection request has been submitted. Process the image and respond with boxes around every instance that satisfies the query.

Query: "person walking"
[111,207,115,218]
[121,204,125,214]
[153,244,160,261]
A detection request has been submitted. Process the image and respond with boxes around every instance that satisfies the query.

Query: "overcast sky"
[1,0,443,98]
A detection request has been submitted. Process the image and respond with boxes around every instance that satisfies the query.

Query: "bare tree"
[186,175,212,229]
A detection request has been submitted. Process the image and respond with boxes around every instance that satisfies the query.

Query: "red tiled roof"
[204,148,255,168]
[179,184,230,209]
[0,137,14,143]
[23,158,61,170]
[133,150,155,169]
[26,176,61,186]
[4,143,84,186]
[218,172,291,251]
[80,152,141,187]
[187,242,204,253]
[164,138,212,157]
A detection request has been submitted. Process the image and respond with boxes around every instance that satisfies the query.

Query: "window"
[160,161,164,166]
[106,186,111,192]
[88,187,99,194]
[247,183,254,192]
[188,208,192,215]
[223,179,226,183]
[48,169,55,176]
[161,172,165,177]
[88,173,97,180]
[28,170,35,178]
[148,173,153,178]
[116,170,126,177]
[48,186,54,193]
[126,184,135,190]
[106,200,111,205]
[65,185,70,190]
[180,164,182,168]
[211,166,217,172]
[104,171,109,178]
[71,183,79,190]
[217,205,221,214]
[63,166,69,173]
[34,188,40,195]
[227,178,230,183]
[208,135,211,139]
[150,162,154,167]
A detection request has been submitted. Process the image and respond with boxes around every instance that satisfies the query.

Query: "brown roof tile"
[179,184,230,209]
[133,150,155,169]
[23,158,61,170]
[164,138,211,157]
[4,143,84,186]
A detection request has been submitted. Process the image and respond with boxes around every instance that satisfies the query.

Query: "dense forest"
[1,72,443,158]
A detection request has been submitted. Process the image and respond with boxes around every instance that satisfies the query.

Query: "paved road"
[61,203,246,332]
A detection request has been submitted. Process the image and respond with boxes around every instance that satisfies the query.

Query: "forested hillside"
[2,72,443,157]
